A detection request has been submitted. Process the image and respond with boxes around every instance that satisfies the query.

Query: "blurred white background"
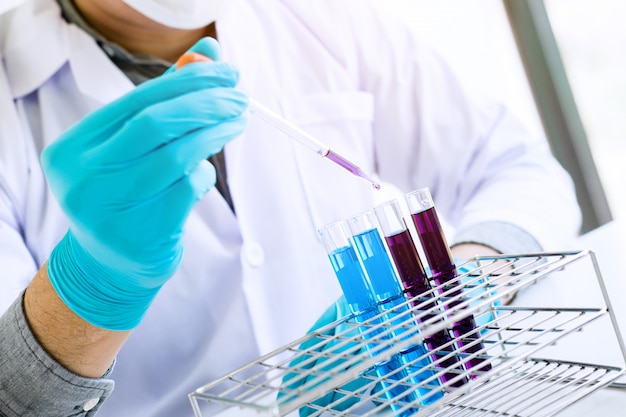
[546,0,626,223]
[372,0,626,226]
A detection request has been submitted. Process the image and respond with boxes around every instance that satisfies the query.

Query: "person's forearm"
[451,242,516,304]
[24,263,130,378]
[450,242,499,260]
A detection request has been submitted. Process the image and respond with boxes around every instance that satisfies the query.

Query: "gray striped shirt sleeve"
[0,292,114,417]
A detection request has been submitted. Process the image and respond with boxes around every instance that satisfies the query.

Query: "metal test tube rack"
[189,251,626,417]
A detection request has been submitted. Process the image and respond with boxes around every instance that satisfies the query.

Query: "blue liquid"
[352,228,444,406]
[351,229,404,302]
[328,245,419,415]
[329,245,378,314]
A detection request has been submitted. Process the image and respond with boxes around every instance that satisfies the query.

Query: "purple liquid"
[410,207,492,376]
[385,229,468,387]
[448,311,487,372]
[325,150,380,189]
[410,207,455,278]
[384,230,430,298]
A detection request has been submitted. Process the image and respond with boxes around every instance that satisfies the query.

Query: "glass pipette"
[175,52,379,189]
[248,99,380,190]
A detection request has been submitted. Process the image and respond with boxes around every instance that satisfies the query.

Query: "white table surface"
[519,220,626,416]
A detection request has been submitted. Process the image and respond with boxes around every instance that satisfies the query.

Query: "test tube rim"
[404,187,434,214]
[373,198,407,237]
[317,219,352,254]
[346,209,381,237]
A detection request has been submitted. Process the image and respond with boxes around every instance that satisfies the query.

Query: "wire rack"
[189,251,626,416]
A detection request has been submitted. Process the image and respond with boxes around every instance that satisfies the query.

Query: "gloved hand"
[279,297,371,416]
[41,37,247,330]
[455,259,501,327]
[279,297,425,416]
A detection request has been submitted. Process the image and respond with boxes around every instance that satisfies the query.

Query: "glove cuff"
[454,258,500,326]
[47,231,161,331]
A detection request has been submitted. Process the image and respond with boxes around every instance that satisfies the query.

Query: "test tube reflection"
[318,220,419,415]
[374,200,468,388]
[405,188,492,376]
[347,211,444,406]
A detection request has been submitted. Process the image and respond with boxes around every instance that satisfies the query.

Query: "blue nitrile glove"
[41,38,247,330]
[279,297,371,416]
[455,259,500,327]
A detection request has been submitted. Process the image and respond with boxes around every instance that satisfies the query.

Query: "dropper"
[175,52,380,190]
[248,99,380,190]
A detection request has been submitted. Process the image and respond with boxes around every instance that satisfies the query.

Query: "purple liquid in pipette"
[325,149,381,190]
[410,207,491,376]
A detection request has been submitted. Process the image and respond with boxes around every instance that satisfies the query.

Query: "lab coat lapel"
[2,0,133,104]
[66,24,134,105]
[0,0,24,15]
[2,0,67,99]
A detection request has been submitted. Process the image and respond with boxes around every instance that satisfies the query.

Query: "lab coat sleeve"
[0,292,114,417]
[343,1,582,252]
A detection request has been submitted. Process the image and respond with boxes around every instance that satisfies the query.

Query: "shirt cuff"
[451,221,543,255]
[0,292,114,417]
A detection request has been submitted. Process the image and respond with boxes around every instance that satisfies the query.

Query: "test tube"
[347,211,444,406]
[373,200,468,388]
[318,220,419,415]
[404,188,492,376]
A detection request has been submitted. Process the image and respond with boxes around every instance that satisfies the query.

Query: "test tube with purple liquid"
[373,200,468,388]
[405,188,491,376]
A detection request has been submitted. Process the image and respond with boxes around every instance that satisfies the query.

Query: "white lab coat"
[0,0,581,415]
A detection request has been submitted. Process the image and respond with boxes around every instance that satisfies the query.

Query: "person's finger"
[163,37,220,75]
[96,87,246,161]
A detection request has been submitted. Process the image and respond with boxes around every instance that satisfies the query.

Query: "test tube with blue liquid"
[373,199,469,388]
[318,220,419,415]
[346,211,444,406]
[405,188,492,376]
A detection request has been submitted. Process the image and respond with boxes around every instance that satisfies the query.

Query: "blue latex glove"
[455,259,501,327]
[280,298,422,416]
[421,259,499,327]
[41,38,247,330]
[279,297,371,416]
